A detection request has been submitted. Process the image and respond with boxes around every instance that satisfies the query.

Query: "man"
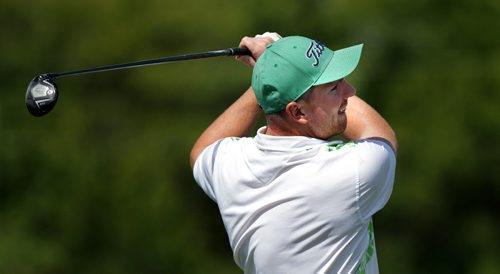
[190,33,397,273]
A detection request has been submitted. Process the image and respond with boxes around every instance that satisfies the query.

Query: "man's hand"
[235,32,282,68]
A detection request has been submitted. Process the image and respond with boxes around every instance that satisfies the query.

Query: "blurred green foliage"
[1,0,499,273]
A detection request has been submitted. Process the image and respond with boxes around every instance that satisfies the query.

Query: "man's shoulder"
[328,138,395,156]
[201,136,256,159]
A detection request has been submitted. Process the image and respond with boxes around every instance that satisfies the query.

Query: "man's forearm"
[189,87,262,168]
[342,96,397,151]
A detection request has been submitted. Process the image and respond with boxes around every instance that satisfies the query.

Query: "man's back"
[194,128,396,273]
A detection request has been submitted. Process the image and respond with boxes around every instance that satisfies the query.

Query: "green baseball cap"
[251,36,363,113]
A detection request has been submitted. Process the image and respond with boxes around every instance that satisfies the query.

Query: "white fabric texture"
[193,127,396,273]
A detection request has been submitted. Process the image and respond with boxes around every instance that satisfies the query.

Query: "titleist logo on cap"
[306,40,325,67]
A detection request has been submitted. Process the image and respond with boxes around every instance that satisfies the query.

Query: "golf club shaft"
[48,47,250,78]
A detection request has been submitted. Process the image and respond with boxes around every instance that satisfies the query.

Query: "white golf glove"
[255,32,282,42]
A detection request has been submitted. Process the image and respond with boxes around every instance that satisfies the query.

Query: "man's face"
[300,79,356,139]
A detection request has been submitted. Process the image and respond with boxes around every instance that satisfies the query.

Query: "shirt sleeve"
[192,139,225,202]
[355,139,397,222]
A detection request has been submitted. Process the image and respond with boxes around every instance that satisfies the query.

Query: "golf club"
[25,47,251,117]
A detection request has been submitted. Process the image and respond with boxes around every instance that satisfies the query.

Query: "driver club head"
[25,74,58,117]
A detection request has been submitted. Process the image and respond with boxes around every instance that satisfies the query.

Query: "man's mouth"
[338,102,348,114]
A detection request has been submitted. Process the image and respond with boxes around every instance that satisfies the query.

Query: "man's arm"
[342,96,398,152]
[189,35,275,169]
[189,88,262,168]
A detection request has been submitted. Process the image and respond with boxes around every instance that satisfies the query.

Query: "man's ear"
[285,101,308,124]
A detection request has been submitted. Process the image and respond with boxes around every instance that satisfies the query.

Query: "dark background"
[1,0,499,273]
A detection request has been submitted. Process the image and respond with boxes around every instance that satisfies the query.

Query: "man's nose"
[339,79,356,98]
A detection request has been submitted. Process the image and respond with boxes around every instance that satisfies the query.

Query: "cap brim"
[314,44,363,86]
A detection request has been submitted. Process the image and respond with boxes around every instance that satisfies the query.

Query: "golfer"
[190,33,397,273]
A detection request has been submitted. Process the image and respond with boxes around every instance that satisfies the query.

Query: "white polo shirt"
[193,127,396,273]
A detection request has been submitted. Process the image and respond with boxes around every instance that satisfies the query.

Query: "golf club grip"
[226,47,251,56]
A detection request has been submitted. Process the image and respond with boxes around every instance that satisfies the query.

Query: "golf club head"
[25,74,58,117]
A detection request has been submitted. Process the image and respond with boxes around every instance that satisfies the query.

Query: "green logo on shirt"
[327,141,355,152]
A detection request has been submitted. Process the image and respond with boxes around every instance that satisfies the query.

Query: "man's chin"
[328,124,347,140]
[322,127,346,141]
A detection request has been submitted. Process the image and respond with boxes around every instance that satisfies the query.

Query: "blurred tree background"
[1,0,498,273]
